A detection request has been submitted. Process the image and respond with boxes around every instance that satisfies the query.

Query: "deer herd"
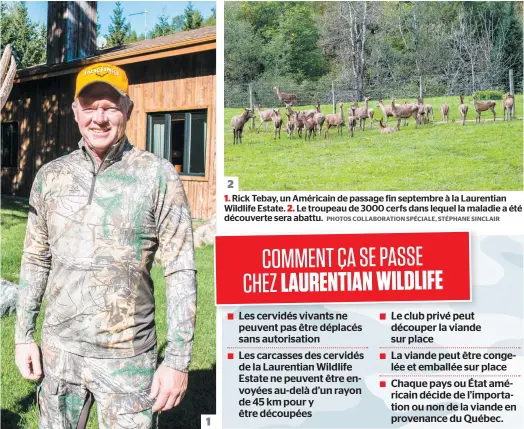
[230,87,517,144]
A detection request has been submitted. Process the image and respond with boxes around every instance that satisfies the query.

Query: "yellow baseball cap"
[75,62,129,98]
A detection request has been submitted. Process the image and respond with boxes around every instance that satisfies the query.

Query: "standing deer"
[367,108,375,129]
[458,95,468,125]
[378,118,396,134]
[440,104,450,123]
[298,111,316,142]
[377,99,396,125]
[346,105,357,137]
[285,111,295,138]
[503,94,515,121]
[353,97,370,130]
[285,104,304,138]
[313,104,325,136]
[271,109,283,139]
[324,102,345,138]
[424,105,434,123]
[416,97,433,124]
[473,95,496,122]
[303,102,320,118]
[422,104,434,123]
[390,98,420,130]
[231,108,254,144]
[274,86,297,106]
[253,104,275,133]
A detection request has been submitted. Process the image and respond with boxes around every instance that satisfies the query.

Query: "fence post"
[248,83,255,130]
[419,76,423,101]
[509,69,515,119]
[332,81,336,114]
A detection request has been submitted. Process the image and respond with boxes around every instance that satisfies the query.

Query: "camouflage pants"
[38,343,158,429]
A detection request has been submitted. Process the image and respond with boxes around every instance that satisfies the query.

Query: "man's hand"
[149,364,188,412]
[15,343,43,380]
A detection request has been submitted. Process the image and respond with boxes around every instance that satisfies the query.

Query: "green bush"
[472,89,505,100]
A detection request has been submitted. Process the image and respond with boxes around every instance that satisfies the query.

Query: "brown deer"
[271,109,283,139]
[274,86,297,106]
[422,104,434,123]
[424,105,434,123]
[324,102,345,138]
[440,104,450,123]
[313,104,325,136]
[231,108,254,144]
[346,105,357,137]
[286,104,304,138]
[458,95,468,126]
[473,95,496,122]
[416,97,434,125]
[503,94,515,121]
[378,118,396,134]
[377,99,396,125]
[353,97,370,130]
[0,44,17,110]
[303,102,320,118]
[367,108,375,128]
[390,98,420,130]
[253,104,276,133]
[298,111,316,142]
[285,111,295,138]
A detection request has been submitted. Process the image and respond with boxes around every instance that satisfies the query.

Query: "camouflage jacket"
[15,137,197,372]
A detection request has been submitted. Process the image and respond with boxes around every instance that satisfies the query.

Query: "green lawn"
[0,197,215,429]
[225,95,523,191]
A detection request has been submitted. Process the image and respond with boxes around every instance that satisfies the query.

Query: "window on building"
[147,110,207,176]
[1,122,19,168]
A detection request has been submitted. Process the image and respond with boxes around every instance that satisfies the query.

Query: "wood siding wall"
[1,50,216,220]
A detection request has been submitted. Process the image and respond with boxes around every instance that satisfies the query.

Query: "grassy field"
[0,198,215,429]
[225,95,523,191]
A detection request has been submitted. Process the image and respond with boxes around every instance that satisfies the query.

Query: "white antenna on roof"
[96,36,107,49]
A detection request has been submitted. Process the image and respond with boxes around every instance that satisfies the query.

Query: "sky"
[24,1,215,37]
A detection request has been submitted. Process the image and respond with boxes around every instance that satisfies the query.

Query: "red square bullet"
[380,313,386,320]
[380,381,386,387]
[227,353,234,360]
[380,353,386,360]
[227,313,234,320]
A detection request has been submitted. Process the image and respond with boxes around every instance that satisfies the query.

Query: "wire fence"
[225,69,522,111]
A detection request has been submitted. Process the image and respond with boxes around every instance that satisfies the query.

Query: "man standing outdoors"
[15,63,197,428]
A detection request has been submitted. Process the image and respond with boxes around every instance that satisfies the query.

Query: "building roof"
[16,26,216,83]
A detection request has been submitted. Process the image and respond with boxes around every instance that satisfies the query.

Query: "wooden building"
[1,26,216,219]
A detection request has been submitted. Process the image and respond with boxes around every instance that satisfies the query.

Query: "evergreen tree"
[149,8,173,38]
[126,30,140,44]
[0,2,14,53]
[171,15,185,33]
[183,2,203,31]
[0,2,45,68]
[203,7,216,27]
[106,2,131,47]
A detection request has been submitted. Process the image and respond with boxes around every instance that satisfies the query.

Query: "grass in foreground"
[225,95,523,191]
[0,197,215,429]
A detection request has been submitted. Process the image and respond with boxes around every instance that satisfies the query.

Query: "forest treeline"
[225,1,523,102]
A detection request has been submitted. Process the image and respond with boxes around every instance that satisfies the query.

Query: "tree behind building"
[106,1,132,47]
[0,2,45,68]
